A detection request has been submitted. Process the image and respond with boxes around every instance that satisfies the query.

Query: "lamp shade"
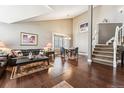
[46,43,52,48]
[0,41,5,48]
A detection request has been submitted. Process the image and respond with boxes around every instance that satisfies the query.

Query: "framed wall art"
[79,22,88,32]
[20,32,38,46]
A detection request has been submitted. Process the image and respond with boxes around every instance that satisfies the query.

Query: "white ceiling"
[0,5,88,23]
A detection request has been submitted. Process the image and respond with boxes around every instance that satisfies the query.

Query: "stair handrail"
[106,37,114,45]
[113,25,124,68]
[92,30,98,49]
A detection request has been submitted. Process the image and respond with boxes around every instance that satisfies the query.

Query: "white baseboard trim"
[88,59,92,63]
[79,52,88,56]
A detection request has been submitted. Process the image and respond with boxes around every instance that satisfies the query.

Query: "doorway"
[53,33,71,55]
[54,35,64,49]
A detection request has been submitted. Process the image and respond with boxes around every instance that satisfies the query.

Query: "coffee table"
[16,55,49,65]
[14,55,49,73]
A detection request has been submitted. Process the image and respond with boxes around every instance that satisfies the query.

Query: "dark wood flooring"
[0,55,124,88]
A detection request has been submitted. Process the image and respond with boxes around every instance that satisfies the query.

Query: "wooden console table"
[45,51,55,60]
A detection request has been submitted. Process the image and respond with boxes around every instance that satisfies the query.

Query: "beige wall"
[73,5,124,54]
[73,11,88,54]
[0,19,72,49]
[1,5,124,51]
[93,5,124,32]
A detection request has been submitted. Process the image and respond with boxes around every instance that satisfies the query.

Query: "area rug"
[52,81,73,88]
[10,62,53,79]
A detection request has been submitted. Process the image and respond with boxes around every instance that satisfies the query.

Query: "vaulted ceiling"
[0,5,88,24]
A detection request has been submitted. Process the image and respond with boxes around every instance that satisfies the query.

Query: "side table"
[45,51,55,61]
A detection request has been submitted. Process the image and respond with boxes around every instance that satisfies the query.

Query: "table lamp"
[46,43,52,48]
[46,43,52,51]
[0,41,11,55]
[0,41,5,48]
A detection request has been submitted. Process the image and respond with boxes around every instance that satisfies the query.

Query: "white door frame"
[52,32,68,49]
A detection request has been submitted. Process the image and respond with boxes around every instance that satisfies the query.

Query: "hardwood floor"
[0,55,124,88]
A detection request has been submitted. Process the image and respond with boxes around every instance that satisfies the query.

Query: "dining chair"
[74,47,79,61]
[60,47,65,58]
[69,47,78,61]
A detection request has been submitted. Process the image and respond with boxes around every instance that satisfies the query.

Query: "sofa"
[8,49,44,66]
[0,56,7,78]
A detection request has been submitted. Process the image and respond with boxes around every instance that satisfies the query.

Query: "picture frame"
[79,22,88,32]
[20,32,38,46]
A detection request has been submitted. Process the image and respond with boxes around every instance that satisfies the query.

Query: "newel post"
[113,26,120,68]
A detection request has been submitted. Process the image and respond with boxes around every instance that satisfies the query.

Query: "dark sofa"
[0,61,7,77]
[8,49,44,66]
[0,56,7,78]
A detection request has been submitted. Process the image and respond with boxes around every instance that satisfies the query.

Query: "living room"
[0,3,124,91]
[0,5,86,87]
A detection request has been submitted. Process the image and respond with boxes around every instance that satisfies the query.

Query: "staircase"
[92,44,119,66]
[92,25,124,67]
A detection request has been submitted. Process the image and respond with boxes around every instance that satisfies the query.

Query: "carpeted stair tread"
[95,47,113,49]
[92,58,113,63]
[93,60,113,66]
[96,44,113,47]
[93,50,113,54]
[94,48,113,52]
[92,54,113,58]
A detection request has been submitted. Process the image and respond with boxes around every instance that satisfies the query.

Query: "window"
[54,35,64,48]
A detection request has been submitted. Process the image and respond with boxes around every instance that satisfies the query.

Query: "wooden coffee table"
[16,56,49,65]
[15,55,49,73]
